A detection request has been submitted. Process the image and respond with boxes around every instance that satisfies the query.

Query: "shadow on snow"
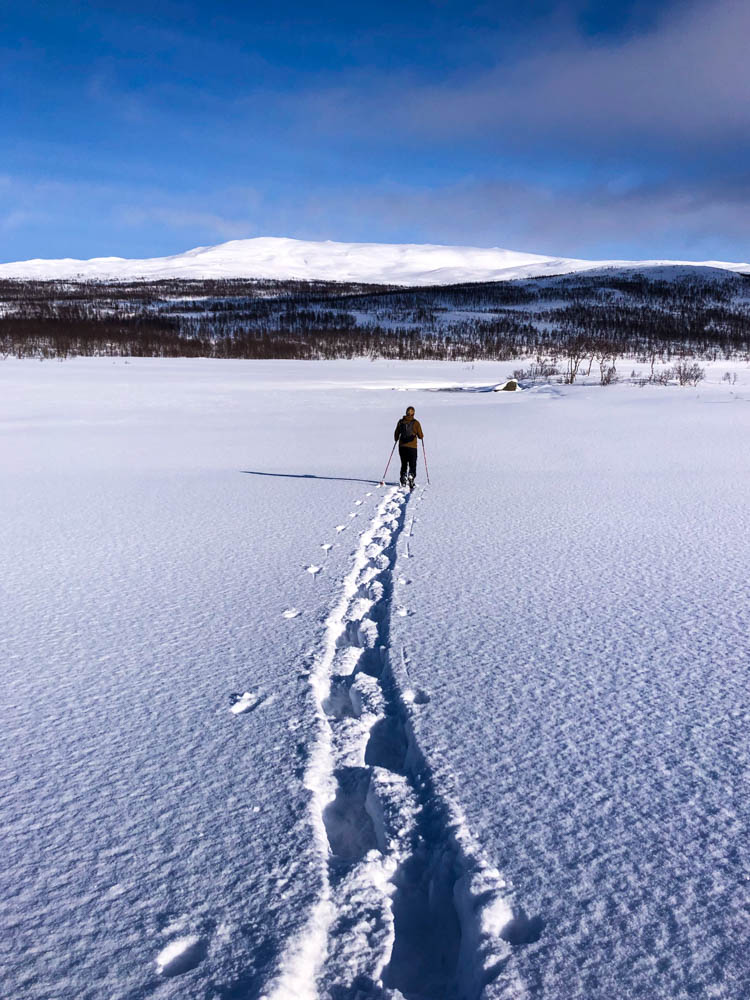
[241,470,390,486]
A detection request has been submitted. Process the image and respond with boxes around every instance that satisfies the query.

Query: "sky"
[1,0,749,263]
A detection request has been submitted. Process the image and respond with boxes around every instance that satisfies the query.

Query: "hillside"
[1,236,748,285]
[2,267,749,363]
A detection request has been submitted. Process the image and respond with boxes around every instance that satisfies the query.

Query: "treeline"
[1,270,749,362]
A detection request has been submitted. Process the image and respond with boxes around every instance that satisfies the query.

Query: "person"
[394,406,424,488]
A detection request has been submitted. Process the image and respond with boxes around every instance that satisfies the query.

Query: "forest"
[2,269,749,372]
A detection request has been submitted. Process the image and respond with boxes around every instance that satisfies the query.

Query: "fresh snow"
[229,691,263,715]
[155,935,205,976]
[0,235,748,284]
[1,357,749,1000]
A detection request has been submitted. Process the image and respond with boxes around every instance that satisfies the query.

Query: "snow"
[229,691,263,715]
[0,235,748,284]
[1,356,749,999]
[155,935,204,976]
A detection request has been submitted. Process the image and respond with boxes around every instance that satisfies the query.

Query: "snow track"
[270,487,529,1000]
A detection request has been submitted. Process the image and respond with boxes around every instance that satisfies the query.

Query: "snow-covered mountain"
[1,236,748,285]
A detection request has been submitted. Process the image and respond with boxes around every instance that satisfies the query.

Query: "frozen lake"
[1,358,748,1000]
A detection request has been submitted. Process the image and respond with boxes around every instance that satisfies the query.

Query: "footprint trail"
[269,487,528,1000]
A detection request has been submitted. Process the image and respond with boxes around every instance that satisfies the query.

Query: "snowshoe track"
[270,487,528,1000]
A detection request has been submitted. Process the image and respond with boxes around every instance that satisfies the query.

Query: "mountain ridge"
[1,236,748,285]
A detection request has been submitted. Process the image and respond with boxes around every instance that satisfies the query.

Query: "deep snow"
[1,358,749,1000]
[0,235,748,284]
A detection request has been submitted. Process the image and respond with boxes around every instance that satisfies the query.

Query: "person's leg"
[399,447,408,485]
[408,448,417,481]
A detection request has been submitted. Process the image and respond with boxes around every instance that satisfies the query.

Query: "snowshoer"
[394,406,424,489]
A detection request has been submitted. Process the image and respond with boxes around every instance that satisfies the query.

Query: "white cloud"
[276,0,750,154]
[276,176,750,260]
[118,206,255,240]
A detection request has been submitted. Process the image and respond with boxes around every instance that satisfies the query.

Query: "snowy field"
[1,357,749,1000]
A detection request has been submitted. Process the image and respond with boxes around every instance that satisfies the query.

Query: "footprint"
[365,492,372,497]
[283,608,301,619]
[306,565,322,576]
[335,525,347,533]
[354,500,363,506]
[322,767,378,861]
[348,512,358,519]
[230,691,262,715]
[500,910,546,946]
[155,936,207,977]
[321,543,333,552]
[403,688,431,706]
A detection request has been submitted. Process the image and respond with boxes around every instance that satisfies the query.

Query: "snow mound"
[0,236,747,285]
[155,935,205,976]
[229,691,262,715]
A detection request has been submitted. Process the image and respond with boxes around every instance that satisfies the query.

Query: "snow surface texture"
[2,358,749,1000]
[0,235,748,284]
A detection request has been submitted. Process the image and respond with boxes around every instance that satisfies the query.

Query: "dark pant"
[399,446,417,482]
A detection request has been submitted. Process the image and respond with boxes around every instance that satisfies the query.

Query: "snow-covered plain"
[0,235,748,284]
[1,358,749,1000]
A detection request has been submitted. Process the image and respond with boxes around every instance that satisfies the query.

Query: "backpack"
[398,419,417,444]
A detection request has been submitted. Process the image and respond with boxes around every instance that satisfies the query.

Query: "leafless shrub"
[512,361,560,380]
[652,367,674,385]
[673,360,706,386]
[564,337,590,384]
[651,362,705,386]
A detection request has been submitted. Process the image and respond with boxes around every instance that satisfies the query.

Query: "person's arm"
[394,421,401,442]
[416,420,424,440]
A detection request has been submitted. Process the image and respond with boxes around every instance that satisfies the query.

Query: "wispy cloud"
[274,0,750,158]
[0,209,47,233]
[2,169,748,264]
[118,206,256,241]
[0,177,257,261]
[272,175,750,261]
[2,1,748,262]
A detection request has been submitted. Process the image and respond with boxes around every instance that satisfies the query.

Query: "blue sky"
[1,0,748,262]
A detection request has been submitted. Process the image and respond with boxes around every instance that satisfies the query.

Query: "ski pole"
[421,439,431,485]
[378,441,397,486]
